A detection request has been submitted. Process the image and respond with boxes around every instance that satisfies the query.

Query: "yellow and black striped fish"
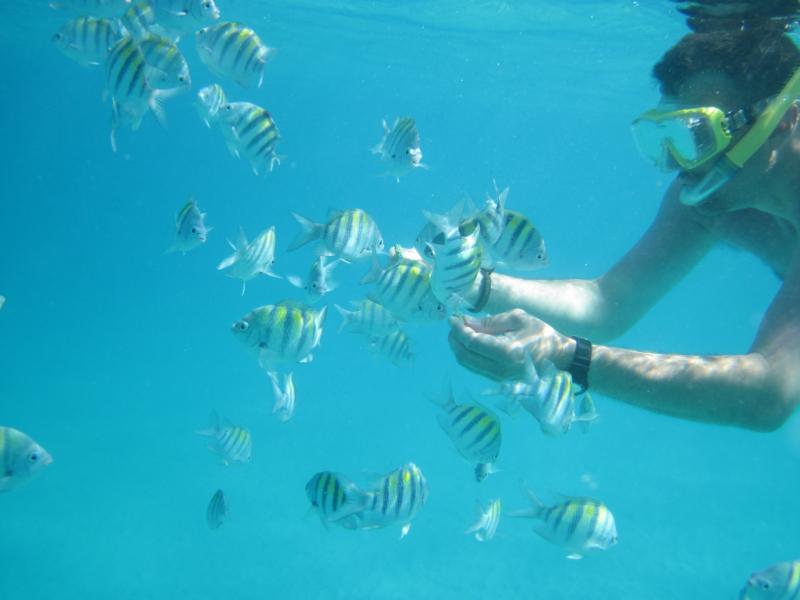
[53,17,122,66]
[335,298,399,337]
[196,412,252,465]
[370,329,413,366]
[509,488,618,560]
[195,21,273,88]
[231,300,327,370]
[436,390,501,482]
[206,489,228,529]
[488,209,548,271]
[350,463,428,538]
[289,209,383,262]
[217,101,281,175]
[305,471,369,526]
[740,560,800,600]
[121,1,160,40]
[139,34,190,89]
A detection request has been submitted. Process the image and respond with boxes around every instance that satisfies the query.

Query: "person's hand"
[448,309,575,381]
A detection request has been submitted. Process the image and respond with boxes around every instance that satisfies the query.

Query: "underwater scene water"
[2,1,799,598]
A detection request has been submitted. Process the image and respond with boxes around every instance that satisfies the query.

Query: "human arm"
[449,243,800,431]
[472,182,715,341]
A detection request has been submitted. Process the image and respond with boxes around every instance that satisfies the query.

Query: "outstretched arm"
[475,182,714,341]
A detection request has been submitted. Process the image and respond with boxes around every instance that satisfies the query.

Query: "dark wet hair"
[652,27,800,104]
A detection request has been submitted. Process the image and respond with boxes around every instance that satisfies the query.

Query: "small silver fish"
[435,387,501,482]
[153,0,220,35]
[196,83,227,127]
[52,17,123,66]
[287,256,341,304]
[206,489,228,529]
[423,214,482,308]
[268,371,295,422]
[486,208,547,271]
[740,560,800,599]
[232,301,327,371]
[509,487,618,560]
[166,197,210,254]
[196,412,252,465]
[465,499,502,542]
[0,427,53,492]
[335,299,399,337]
[370,329,413,366]
[371,116,426,181]
[217,226,279,295]
[195,21,273,88]
[470,180,509,247]
[289,209,384,262]
[305,471,370,526]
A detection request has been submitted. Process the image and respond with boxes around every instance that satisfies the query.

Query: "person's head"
[633,27,800,212]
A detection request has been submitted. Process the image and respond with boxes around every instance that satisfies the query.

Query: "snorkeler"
[449,26,800,432]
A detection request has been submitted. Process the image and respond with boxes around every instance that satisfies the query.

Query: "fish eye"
[235,321,249,331]
[391,153,396,159]
[29,453,39,463]
[377,239,384,248]
[311,282,318,289]
[191,227,198,233]
[179,75,186,82]
[405,149,410,154]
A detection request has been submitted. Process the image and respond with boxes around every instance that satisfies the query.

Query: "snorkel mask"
[631,65,800,206]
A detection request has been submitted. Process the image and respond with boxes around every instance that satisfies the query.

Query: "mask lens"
[632,110,725,171]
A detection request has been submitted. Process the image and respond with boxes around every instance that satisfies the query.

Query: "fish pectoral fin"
[217,253,238,271]
[531,522,559,544]
[399,523,412,539]
[298,354,313,364]
[566,553,584,560]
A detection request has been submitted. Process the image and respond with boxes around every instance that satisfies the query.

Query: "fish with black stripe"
[154,0,220,36]
[335,298,399,337]
[53,17,123,67]
[371,116,426,182]
[120,1,164,40]
[370,329,413,366]
[217,226,279,295]
[422,208,483,308]
[740,560,800,600]
[344,462,429,538]
[289,209,384,262]
[195,21,273,88]
[104,35,176,152]
[509,487,618,559]
[461,180,509,248]
[465,498,502,542]
[196,412,252,465]
[232,300,327,371]
[206,489,228,529]
[360,252,446,323]
[434,386,501,482]
[166,197,211,254]
[216,101,281,175]
[196,83,226,126]
[485,207,547,271]
[287,256,342,304]
[305,471,370,527]
[138,33,190,89]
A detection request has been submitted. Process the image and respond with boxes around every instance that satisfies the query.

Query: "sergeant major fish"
[287,256,341,304]
[166,197,210,254]
[206,488,228,529]
[52,17,123,66]
[196,412,252,465]
[305,471,370,527]
[371,116,426,182]
[217,101,281,175]
[195,21,273,88]
[232,300,327,371]
[196,83,226,126]
[335,298,399,337]
[434,386,501,482]
[217,226,279,295]
[0,427,53,492]
[153,0,220,35]
[740,560,800,599]
[288,209,384,262]
[370,329,413,366]
[509,487,618,560]
[361,256,446,323]
[342,462,429,538]
[486,208,547,271]
[465,499,502,542]
[105,35,176,152]
[268,371,295,422]
[120,1,165,41]
[461,180,509,247]
[139,34,191,89]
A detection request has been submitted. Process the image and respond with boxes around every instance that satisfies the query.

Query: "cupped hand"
[448,309,574,381]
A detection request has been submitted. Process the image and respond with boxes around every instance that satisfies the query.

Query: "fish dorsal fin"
[326,208,343,222]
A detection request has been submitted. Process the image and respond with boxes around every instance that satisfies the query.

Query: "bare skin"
[449,71,800,432]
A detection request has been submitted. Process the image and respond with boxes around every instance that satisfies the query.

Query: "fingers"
[448,325,525,382]
[457,309,531,335]
[447,330,508,382]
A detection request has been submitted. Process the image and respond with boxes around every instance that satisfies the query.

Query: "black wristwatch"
[567,336,592,392]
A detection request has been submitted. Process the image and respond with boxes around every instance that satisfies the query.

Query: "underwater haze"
[1,1,798,598]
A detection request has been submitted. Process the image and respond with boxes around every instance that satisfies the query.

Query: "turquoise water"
[2,1,798,598]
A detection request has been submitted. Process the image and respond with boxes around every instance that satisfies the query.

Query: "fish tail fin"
[575,392,599,434]
[287,212,323,252]
[427,377,457,411]
[334,304,355,334]
[507,482,545,519]
[196,410,220,437]
[359,249,383,285]
[268,371,288,414]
